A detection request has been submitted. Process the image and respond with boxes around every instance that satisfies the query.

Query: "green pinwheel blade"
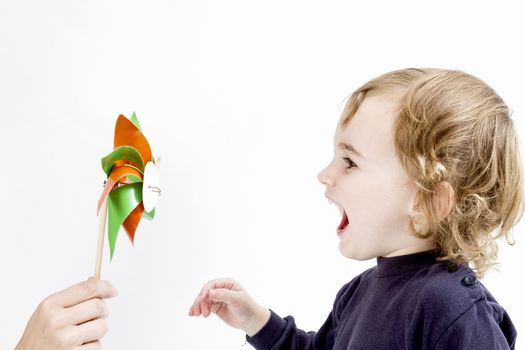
[129,113,156,165]
[107,183,143,261]
[143,207,156,220]
[130,111,142,131]
[101,146,145,176]
[126,174,143,183]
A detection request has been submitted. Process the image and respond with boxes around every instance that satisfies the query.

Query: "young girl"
[188,68,523,349]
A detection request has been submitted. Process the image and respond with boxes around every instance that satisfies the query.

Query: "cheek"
[340,174,412,226]
[340,174,382,211]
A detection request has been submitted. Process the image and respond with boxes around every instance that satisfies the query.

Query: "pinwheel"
[94,112,161,279]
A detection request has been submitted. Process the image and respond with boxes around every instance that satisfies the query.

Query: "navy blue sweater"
[246,250,516,349]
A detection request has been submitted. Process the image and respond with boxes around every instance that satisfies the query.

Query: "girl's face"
[318,94,435,260]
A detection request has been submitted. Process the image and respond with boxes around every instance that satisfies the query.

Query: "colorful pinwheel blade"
[114,114,152,165]
[101,145,145,176]
[130,112,156,165]
[143,207,155,220]
[97,165,144,215]
[130,111,142,131]
[122,202,145,244]
[107,183,143,260]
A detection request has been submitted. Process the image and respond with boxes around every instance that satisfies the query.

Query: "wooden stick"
[94,200,108,280]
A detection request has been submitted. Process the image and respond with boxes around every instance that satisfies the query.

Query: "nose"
[317,165,333,186]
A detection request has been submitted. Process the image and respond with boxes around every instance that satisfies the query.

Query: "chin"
[339,245,376,261]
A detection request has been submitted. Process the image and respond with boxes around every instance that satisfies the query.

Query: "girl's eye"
[342,157,357,169]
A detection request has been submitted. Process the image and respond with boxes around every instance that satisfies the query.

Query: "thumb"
[49,277,117,308]
[208,288,240,305]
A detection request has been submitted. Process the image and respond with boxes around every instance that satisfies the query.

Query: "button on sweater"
[246,250,516,349]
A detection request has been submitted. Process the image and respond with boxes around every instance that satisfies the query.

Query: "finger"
[73,318,109,344]
[197,284,214,318]
[194,295,204,316]
[67,298,109,325]
[208,288,238,306]
[201,277,241,292]
[199,290,211,317]
[198,278,240,317]
[198,279,225,316]
[78,340,101,350]
[48,278,118,308]
[209,300,223,315]
[189,294,202,316]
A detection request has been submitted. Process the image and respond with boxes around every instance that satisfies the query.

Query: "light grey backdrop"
[1,1,524,349]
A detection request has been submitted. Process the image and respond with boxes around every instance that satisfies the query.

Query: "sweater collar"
[375,249,440,277]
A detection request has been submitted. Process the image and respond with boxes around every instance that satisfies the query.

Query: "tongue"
[338,210,349,231]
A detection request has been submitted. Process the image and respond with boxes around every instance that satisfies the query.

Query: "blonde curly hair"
[340,68,524,278]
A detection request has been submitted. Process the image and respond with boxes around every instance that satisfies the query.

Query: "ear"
[434,181,455,221]
[409,181,454,231]
[409,191,427,233]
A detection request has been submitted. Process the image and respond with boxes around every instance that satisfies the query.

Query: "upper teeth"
[328,199,344,215]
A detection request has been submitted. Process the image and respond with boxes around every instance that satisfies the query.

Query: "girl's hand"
[188,277,270,336]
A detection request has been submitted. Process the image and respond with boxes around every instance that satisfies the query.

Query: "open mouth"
[327,196,349,233]
[337,209,349,232]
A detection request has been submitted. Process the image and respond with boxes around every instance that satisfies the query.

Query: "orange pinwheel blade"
[109,165,143,183]
[114,115,152,165]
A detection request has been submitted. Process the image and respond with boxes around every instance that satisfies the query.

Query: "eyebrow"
[338,142,364,158]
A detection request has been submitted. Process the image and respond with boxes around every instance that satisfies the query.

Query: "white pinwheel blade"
[142,161,161,212]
